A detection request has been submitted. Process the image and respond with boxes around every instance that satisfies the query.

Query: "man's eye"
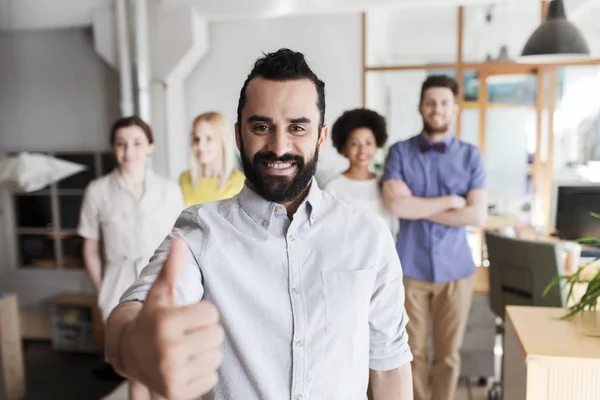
[253,125,270,132]
[290,125,307,134]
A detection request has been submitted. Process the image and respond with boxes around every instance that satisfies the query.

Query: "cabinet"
[50,293,103,353]
[503,306,600,400]
[12,151,114,270]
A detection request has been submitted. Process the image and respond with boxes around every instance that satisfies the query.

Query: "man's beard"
[240,142,319,203]
[423,119,450,135]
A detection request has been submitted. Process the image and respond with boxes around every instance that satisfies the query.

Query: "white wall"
[184,13,363,185]
[0,28,119,305]
[0,28,119,152]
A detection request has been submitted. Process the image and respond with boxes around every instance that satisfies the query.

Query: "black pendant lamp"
[519,0,590,63]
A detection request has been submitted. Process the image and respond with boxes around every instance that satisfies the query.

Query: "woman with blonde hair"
[179,111,245,206]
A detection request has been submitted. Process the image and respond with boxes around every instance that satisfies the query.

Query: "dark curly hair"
[237,48,326,129]
[331,108,387,154]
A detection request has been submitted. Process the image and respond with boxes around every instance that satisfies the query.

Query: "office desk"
[503,306,600,400]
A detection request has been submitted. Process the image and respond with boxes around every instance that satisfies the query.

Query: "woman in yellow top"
[179,111,245,206]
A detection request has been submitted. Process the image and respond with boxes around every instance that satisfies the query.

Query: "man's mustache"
[253,152,303,164]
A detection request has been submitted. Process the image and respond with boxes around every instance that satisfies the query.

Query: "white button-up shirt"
[78,168,184,321]
[121,181,412,400]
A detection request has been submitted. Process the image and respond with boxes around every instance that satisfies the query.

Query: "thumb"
[146,236,187,308]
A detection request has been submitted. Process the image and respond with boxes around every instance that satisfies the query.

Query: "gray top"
[121,180,412,400]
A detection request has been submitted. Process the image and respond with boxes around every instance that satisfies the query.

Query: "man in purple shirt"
[381,75,487,400]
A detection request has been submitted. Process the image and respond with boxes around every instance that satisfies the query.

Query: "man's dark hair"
[419,75,459,104]
[331,108,387,154]
[236,48,326,129]
[110,115,154,145]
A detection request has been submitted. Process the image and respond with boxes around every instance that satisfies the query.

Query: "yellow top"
[179,169,245,207]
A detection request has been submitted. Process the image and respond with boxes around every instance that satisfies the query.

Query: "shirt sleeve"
[369,220,413,370]
[468,147,487,191]
[77,183,100,240]
[380,143,405,183]
[119,209,206,306]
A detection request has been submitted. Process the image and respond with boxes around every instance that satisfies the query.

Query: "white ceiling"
[0,0,597,31]
[0,0,519,31]
[0,0,111,31]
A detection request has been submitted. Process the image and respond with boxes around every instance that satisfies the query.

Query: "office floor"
[457,379,489,400]
[24,341,490,400]
[24,342,122,400]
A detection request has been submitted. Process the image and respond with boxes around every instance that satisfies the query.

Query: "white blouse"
[78,169,184,321]
[324,174,398,236]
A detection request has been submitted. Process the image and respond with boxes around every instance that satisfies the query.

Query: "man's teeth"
[267,162,292,169]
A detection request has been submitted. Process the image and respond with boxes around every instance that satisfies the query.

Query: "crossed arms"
[382,179,487,228]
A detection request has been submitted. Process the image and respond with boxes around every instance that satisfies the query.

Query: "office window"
[13,151,113,269]
[365,7,458,67]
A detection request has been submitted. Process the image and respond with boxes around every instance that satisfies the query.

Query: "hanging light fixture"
[518,0,590,63]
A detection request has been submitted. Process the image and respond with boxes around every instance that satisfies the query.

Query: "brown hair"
[110,116,154,145]
[419,75,459,104]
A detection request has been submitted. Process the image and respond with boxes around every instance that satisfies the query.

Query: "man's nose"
[267,129,291,157]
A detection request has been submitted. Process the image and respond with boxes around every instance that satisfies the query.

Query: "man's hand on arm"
[368,364,413,400]
[105,237,224,399]
[382,179,466,220]
[426,188,488,227]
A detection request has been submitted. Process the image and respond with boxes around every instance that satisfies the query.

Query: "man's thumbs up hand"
[121,237,224,399]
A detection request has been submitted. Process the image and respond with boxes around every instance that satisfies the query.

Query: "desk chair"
[484,231,566,399]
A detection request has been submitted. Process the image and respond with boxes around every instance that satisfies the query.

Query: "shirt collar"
[111,166,156,189]
[417,132,454,149]
[238,177,322,230]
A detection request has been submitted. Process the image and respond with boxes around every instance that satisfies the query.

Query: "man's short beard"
[423,120,450,135]
[240,141,319,203]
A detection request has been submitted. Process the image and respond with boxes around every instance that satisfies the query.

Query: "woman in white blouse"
[324,108,397,235]
[78,116,183,399]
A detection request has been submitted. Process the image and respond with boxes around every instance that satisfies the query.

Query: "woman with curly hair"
[324,108,397,234]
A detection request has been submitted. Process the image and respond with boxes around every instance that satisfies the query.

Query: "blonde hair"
[189,112,235,189]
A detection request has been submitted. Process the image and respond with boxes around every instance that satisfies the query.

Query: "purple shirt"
[382,134,486,283]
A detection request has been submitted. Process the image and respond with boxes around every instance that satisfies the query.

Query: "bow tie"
[420,142,447,153]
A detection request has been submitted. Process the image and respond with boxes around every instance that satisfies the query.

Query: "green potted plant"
[543,212,600,337]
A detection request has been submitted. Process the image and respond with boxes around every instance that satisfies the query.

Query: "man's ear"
[318,125,329,152]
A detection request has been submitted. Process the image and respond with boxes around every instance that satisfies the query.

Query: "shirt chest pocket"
[438,164,470,196]
[321,269,375,339]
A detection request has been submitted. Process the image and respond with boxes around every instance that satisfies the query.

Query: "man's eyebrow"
[247,115,273,123]
[289,117,311,124]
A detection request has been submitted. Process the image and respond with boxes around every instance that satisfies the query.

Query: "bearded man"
[381,75,488,400]
[104,48,414,400]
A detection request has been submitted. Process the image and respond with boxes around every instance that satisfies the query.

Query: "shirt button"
[296,395,303,400]
[296,341,303,348]
[292,287,299,294]
[262,220,269,228]
[288,235,295,242]
[275,205,284,213]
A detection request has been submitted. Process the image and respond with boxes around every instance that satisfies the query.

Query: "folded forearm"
[385,195,451,220]
[105,301,143,376]
[427,206,485,227]
[369,364,413,400]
